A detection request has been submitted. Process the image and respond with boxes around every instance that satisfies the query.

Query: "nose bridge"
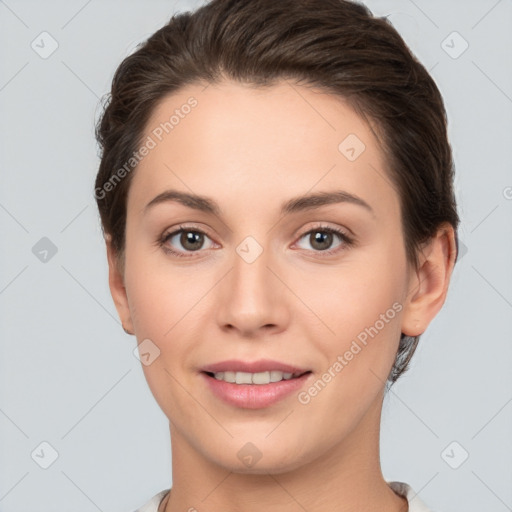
[216,235,287,334]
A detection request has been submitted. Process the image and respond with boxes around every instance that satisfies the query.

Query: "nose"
[215,242,290,338]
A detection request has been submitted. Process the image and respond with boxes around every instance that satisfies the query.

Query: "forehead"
[128,79,397,219]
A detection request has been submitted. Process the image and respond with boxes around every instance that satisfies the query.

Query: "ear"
[401,223,457,337]
[105,235,134,335]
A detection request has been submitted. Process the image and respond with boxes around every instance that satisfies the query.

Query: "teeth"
[223,371,236,383]
[212,370,298,385]
[236,372,253,384]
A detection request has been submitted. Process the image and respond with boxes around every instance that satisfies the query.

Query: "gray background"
[0,0,511,511]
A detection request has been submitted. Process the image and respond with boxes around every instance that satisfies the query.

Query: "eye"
[159,226,216,257]
[158,224,354,259]
[294,225,353,255]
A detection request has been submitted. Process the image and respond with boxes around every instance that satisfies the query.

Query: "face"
[108,79,434,474]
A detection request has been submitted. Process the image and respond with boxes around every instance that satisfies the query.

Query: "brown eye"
[309,231,334,251]
[295,226,353,255]
[160,227,216,257]
[178,231,204,251]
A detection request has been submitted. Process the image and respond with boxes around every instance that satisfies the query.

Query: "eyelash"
[157,224,355,259]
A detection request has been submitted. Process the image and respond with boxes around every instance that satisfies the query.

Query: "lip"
[201,359,310,374]
[200,369,313,410]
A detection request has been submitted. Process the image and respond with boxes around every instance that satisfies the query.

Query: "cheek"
[124,259,201,413]
[295,273,403,433]
[294,245,405,339]
[124,242,200,336]
[123,247,214,390]
[293,247,406,400]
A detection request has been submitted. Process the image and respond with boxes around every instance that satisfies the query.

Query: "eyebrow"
[143,189,375,217]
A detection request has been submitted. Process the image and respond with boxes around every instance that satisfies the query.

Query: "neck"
[162,390,408,512]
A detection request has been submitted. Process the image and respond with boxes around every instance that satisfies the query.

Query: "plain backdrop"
[0,1,511,511]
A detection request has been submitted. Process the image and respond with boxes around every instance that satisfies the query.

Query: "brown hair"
[94,0,460,385]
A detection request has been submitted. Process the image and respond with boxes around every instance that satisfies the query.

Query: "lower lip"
[200,371,312,409]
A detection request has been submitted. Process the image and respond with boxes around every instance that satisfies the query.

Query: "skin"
[106,79,456,512]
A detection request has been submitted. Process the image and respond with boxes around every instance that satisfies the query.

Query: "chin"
[206,441,312,476]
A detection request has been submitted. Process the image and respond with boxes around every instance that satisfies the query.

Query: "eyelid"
[294,221,350,239]
[162,222,214,239]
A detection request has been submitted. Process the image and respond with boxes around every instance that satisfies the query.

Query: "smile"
[201,370,313,409]
[207,370,308,385]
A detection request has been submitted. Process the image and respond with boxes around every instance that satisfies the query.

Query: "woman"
[94,0,459,510]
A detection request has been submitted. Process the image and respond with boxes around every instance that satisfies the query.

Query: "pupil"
[182,231,203,251]
[312,231,332,250]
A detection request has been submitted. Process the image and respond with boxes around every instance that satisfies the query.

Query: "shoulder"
[131,489,170,512]
[387,481,436,512]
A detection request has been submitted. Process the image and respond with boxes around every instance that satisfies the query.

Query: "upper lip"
[201,359,310,375]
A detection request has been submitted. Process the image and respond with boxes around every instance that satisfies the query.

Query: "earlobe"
[105,235,134,335]
[401,223,457,337]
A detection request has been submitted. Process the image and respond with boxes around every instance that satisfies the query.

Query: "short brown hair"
[94,0,460,385]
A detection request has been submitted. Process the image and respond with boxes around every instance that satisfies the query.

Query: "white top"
[132,481,434,511]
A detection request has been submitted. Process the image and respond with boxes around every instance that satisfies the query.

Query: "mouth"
[202,369,312,385]
[199,366,314,409]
